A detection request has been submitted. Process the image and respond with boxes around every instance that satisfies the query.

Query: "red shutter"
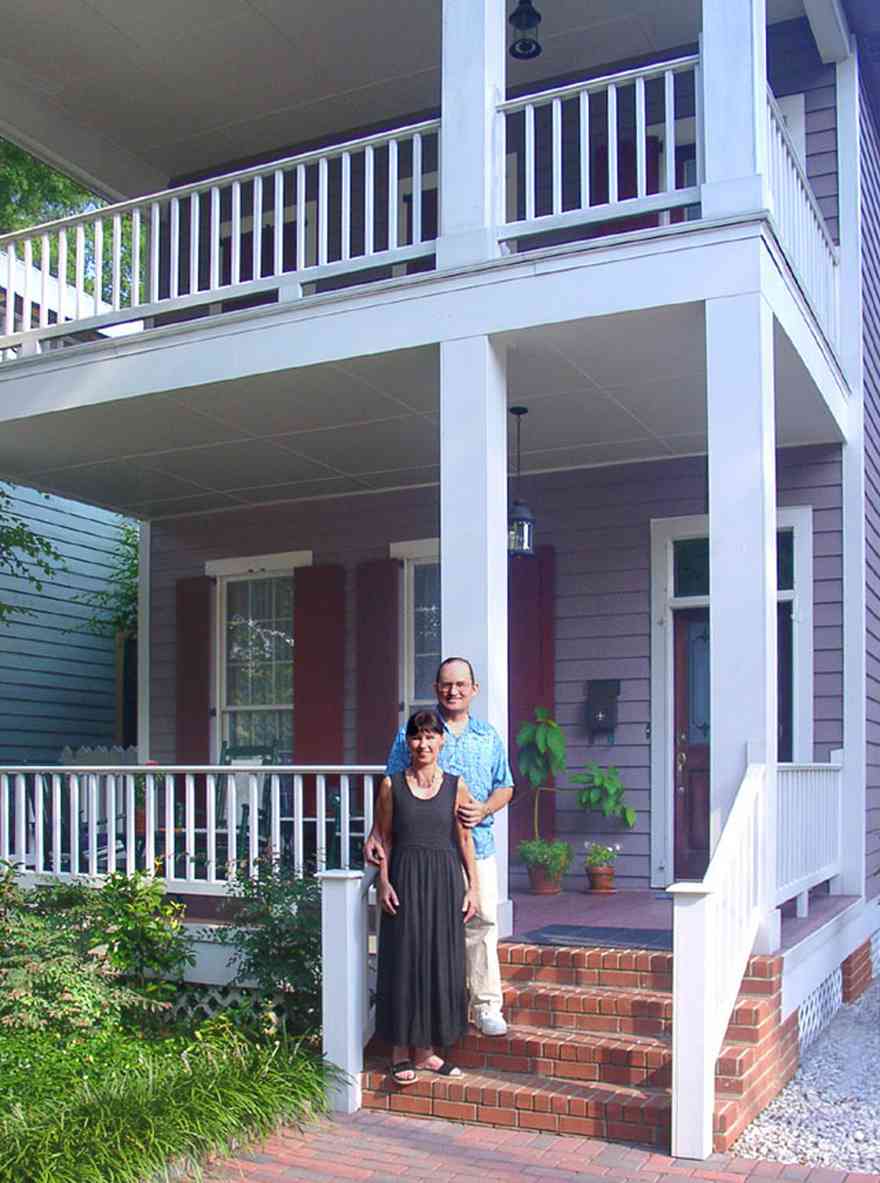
[508,546,556,848]
[356,559,401,764]
[175,575,213,764]
[293,566,346,764]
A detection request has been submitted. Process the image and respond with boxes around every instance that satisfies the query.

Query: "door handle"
[676,750,687,771]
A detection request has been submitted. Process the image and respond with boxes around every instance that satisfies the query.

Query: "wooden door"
[673,608,711,879]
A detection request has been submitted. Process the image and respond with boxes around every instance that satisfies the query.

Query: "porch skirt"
[374,846,468,1049]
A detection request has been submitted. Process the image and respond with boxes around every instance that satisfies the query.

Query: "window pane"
[674,538,709,597]
[413,562,441,702]
[225,575,295,712]
[777,531,794,592]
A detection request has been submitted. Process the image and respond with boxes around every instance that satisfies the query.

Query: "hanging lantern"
[508,406,536,556]
[508,0,542,61]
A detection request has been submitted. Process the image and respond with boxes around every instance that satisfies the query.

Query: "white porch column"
[706,293,779,950]
[700,0,771,218]
[137,522,151,762]
[437,0,506,269]
[440,335,511,934]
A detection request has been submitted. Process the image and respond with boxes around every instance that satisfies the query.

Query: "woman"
[373,709,479,1085]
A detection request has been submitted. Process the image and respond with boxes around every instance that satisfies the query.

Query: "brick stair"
[362,940,795,1153]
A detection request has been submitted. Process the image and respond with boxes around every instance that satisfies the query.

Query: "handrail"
[0,119,441,249]
[498,54,700,113]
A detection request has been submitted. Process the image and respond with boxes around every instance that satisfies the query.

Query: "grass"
[0,1022,333,1183]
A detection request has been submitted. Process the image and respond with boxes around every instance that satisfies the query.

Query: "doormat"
[516,924,673,951]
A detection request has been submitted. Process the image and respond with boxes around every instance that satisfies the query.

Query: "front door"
[673,608,711,879]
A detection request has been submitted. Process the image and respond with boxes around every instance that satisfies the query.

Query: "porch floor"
[508,889,860,954]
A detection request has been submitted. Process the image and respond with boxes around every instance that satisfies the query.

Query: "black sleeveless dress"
[374,771,468,1049]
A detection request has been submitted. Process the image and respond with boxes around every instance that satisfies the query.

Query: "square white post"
[700,0,771,217]
[706,293,779,950]
[440,335,511,933]
[317,869,367,1113]
[437,0,506,269]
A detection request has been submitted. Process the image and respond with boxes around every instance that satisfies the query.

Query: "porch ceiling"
[0,303,840,520]
[1,0,804,197]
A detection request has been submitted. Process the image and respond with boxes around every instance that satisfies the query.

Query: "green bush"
[517,837,572,878]
[217,858,322,1036]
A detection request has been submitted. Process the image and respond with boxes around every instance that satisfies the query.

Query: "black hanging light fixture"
[508,405,536,555]
[508,0,543,61]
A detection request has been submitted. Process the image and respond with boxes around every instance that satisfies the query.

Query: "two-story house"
[1,0,879,1159]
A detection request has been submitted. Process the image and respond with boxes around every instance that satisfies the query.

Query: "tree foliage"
[0,485,65,627]
[74,520,139,638]
[0,139,95,235]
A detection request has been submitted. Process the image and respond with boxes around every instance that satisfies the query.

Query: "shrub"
[517,837,572,878]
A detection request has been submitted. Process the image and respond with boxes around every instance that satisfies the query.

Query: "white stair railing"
[0,119,439,361]
[668,761,766,1159]
[499,54,702,244]
[776,754,843,915]
[0,764,381,893]
[766,89,839,346]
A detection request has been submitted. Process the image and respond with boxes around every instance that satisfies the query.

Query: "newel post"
[669,883,715,1159]
[317,869,366,1113]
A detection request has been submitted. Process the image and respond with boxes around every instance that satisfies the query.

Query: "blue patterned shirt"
[386,715,513,860]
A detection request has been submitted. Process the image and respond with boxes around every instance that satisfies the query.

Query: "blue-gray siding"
[860,74,880,899]
[150,446,841,889]
[0,485,123,762]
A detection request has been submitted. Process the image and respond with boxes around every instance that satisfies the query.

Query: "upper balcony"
[0,1,845,374]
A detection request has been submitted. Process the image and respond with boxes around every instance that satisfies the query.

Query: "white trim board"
[390,537,440,721]
[781,895,880,1021]
[649,507,814,887]
[205,549,312,577]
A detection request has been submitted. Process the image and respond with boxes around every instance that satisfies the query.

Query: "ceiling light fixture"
[508,0,542,61]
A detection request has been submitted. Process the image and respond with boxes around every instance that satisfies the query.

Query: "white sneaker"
[475,1007,508,1037]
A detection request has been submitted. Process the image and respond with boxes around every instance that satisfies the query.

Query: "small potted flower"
[584,841,620,893]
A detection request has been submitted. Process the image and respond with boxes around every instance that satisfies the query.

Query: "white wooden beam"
[804,0,852,64]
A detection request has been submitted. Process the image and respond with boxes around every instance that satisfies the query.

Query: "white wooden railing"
[318,864,379,1112]
[499,55,702,243]
[669,762,766,1159]
[766,90,839,346]
[776,755,842,915]
[0,119,439,361]
[0,764,382,894]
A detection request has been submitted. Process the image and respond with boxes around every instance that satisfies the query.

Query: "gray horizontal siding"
[151,445,841,890]
[0,484,123,762]
[861,72,880,900]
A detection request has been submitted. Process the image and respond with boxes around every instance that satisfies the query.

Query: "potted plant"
[584,841,620,893]
[571,762,637,828]
[515,707,571,894]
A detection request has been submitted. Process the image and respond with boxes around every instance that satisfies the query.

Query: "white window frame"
[207,550,312,759]
[390,538,440,721]
[648,508,813,886]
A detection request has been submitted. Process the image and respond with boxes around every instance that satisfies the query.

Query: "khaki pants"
[465,854,503,1013]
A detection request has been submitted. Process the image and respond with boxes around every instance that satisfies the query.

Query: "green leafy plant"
[515,707,568,843]
[73,520,139,639]
[217,857,322,1036]
[572,761,636,829]
[584,841,620,868]
[517,838,572,878]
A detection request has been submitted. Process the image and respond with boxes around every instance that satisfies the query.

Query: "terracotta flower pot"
[586,865,615,893]
[527,864,563,895]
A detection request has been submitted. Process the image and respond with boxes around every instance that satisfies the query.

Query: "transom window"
[673,530,795,597]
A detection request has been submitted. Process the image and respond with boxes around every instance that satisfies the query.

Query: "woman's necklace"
[405,766,443,799]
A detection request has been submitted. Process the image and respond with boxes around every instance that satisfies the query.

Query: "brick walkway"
[202,1111,880,1183]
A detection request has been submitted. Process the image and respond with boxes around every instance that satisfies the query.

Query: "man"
[364,657,514,1037]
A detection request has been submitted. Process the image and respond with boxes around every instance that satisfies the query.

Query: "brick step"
[370,1023,673,1089]
[362,1059,672,1147]
[500,942,673,993]
[503,981,673,1038]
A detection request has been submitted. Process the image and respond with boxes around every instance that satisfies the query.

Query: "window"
[391,540,441,717]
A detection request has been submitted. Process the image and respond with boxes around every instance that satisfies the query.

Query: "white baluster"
[51,774,62,872]
[664,71,676,194]
[635,75,647,198]
[106,774,116,874]
[145,773,156,873]
[296,164,307,268]
[190,192,200,293]
[231,182,241,285]
[273,170,284,275]
[294,773,304,874]
[57,229,68,321]
[4,245,15,335]
[525,104,536,221]
[388,138,398,251]
[210,188,220,290]
[318,157,328,266]
[93,219,103,313]
[22,239,32,330]
[125,774,135,875]
[340,774,351,870]
[14,774,26,869]
[607,84,619,204]
[88,774,98,876]
[411,136,422,246]
[248,772,259,877]
[270,773,281,861]
[150,203,160,303]
[579,91,590,209]
[364,774,374,836]
[164,774,175,879]
[131,209,140,308]
[252,175,262,281]
[69,774,80,874]
[316,774,327,871]
[207,773,217,883]
[365,146,375,255]
[40,234,50,327]
[34,774,44,873]
[112,214,122,310]
[75,225,85,319]
[341,151,351,260]
[552,98,563,215]
[169,198,180,299]
[226,775,238,880]
[185,773,195,881]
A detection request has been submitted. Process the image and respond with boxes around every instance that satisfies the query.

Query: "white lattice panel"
[798,967,842,1052]
[871,928,880,979]
[172,984,253,1022]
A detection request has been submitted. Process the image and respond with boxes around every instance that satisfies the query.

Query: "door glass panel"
[686,617,711,743]
[413,562,441,703]
[674,531,794,597]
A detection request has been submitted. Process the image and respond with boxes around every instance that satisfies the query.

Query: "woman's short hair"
[405,709,445,738]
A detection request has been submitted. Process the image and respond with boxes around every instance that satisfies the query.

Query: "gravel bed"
[732,977,880,1171]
